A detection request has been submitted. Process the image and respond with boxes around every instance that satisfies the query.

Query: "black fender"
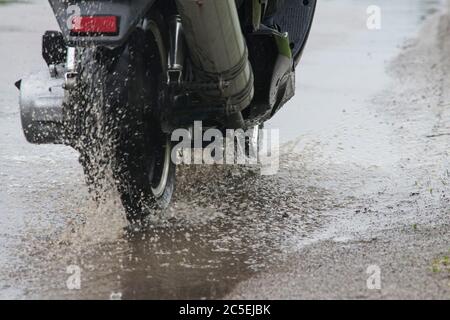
[244,0,317,124]
[48,0,156,47]
[273,0,317,65]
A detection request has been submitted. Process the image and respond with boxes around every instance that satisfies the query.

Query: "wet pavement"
[1,0,450,299]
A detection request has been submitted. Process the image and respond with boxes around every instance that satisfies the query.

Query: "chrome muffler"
[18,68,65,144]
[175,0,254,119]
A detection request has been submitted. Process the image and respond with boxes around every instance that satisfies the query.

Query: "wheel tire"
[68,26,176,223]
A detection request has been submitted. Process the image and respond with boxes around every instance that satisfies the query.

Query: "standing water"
[0,0,446,299]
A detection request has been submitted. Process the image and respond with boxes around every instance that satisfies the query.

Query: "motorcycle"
[17,0,316,222]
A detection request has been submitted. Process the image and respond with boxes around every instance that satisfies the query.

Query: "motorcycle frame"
[47,0,316,129]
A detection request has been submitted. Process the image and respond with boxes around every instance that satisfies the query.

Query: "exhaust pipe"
[175,0,254,125]
[18,70,65,144]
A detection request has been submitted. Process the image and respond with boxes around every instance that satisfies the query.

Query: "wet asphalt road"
[1,0,450,299]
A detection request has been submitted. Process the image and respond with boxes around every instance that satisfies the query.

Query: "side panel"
[273,0,316,63]
[48,0,156,46]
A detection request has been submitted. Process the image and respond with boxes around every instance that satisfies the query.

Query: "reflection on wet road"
[0,0,448,299]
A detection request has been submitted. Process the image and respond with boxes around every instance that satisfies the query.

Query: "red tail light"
[71,16,118,35]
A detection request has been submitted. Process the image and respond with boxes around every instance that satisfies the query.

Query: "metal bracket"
[64,72,78,90]
[64,47,78,90]
[167,15,184,87]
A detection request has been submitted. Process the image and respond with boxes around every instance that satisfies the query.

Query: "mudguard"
[245,0,316,124]
[273,0,317,64]
[48,0,156,47]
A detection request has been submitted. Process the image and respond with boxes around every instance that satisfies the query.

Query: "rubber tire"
[68,29,176,223]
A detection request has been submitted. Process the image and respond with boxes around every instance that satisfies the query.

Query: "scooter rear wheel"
[69,26,175,223]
